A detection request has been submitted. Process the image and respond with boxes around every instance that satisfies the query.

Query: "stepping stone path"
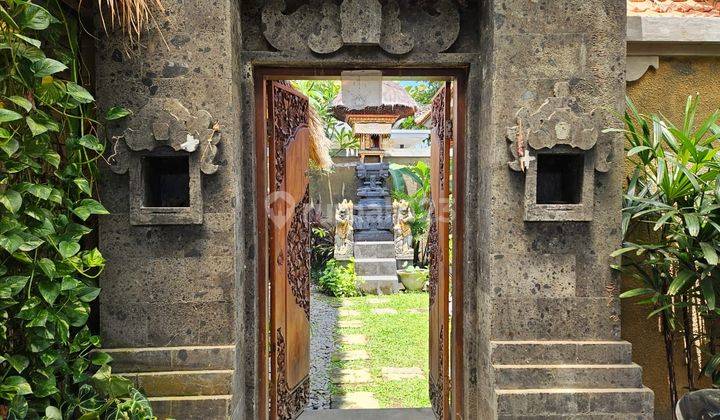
[372,308,397,315]
[331,392,380,409]
[337,320,363,328]
[339,334,367,345]
[381,367,425,380]
[338,309,360,317]
[406,308,426,314]
[340,299,356,307]
[332,349,370,361]
[366,297,389,305]
[330,368,372,384]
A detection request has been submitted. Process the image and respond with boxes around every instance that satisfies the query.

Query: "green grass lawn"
[331,292,430,408]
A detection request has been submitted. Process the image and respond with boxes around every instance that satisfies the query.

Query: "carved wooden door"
[268,81,311,420]
[429,82,452,420]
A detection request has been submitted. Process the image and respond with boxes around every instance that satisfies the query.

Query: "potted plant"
[397,263,429,291]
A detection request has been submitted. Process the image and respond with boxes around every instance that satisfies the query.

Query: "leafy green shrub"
[317,259,361,297]
[612,95,720,408]
[0,2,152,418]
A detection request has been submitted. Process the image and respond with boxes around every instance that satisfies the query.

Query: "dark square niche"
[142,155,190,207]
[524,148,594,222]
[129,148,202,225]
[536,154,584,205]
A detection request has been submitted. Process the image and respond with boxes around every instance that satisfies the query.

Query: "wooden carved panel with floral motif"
[429,83,451,420]
[268,81,311,420]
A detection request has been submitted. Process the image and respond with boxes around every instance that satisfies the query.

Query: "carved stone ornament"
[392,199,414,259]
[262,0,459,55]
[506,82,610,173]
[334,199,354,260]
[109,98,221,175]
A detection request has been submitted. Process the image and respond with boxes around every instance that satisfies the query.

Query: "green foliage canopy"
[613,95,720,387]
[0,1,152,418]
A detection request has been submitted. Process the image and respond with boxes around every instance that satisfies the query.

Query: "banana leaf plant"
[389,161,430,266]
[611,95,720,411]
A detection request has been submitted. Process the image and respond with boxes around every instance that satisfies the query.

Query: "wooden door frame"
[254,66,467,419]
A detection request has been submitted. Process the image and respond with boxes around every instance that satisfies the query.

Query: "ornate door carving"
[268,81,311,420]
[429,82,452,420]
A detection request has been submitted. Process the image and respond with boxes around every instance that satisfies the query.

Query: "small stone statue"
[334,199,354,260]
[393,199,414,259]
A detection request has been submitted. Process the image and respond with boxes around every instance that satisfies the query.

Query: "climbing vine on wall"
[0,1,153,418]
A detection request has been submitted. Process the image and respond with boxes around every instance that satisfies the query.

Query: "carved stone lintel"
[262,0,459,55]
[506,82,610,173]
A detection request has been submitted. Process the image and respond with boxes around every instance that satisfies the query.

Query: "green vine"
[0,1,152,418]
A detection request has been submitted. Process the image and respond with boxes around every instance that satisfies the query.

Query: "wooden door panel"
[268,81,311,420]
[429,82,452,420]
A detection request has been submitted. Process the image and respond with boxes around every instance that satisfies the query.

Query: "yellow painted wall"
[624,56,720,419]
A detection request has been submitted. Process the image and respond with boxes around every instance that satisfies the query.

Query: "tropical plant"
[389,161,431,266]
[291,80,358,152]
[308,207,334,274]
[0,2,152,418]
[317,259,360,297]
[612,95,720,411]
[396,81,441,130]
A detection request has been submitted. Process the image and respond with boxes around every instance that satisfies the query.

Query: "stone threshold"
[299,408,434,420]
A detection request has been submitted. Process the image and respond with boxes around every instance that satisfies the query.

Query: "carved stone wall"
[94,0,653,419]
[94,0,240,416]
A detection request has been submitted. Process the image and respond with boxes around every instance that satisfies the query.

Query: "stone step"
[494,364,643,390]
[117,369,233,397]
[330,392,380,409]
[358,275,401,295]
[490,340,632,365]
[496,387,654,417]
[103,345,234,372]
[149,395,231,419]
[354,241,396,259]
[355,258,398,276]
[300,408,435,420]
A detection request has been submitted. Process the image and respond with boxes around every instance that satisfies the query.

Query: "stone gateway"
[95,0,652,419]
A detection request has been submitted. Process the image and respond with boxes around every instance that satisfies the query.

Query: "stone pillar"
[94,0,241,417]
[477,0,654,418]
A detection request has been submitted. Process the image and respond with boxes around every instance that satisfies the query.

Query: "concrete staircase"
[354,241,401,294]
[106,345,234,419]
[491,340,654,419]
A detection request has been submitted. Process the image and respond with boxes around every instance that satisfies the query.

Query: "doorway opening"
[255,68,466,420]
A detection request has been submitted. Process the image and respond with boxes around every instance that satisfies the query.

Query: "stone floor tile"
[381,367,425,380]
[337,320,363,328]
[338,309,360,317]
[330,392,380,409]
[338,334,367,345]
[330,368,372,384]
[366,297,389,305]
[372,308,397,315]
[332,349,370,361]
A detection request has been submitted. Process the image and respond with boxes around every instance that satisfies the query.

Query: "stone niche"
[507,82,611,222]
[109,98,221,225]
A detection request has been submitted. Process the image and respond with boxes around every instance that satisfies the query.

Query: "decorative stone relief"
[262,0,459,55]
[108,98,221,225]
[506,82,607,173]
[334,199,354,260]
[392,199,414,259]
[626,56,659,82]
[506,82,608,222]
[109,98,221,175]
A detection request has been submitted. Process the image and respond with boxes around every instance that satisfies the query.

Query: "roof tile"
[628,0,720,17]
